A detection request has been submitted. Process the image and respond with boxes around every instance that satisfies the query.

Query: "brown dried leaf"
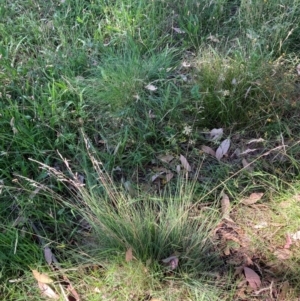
[180,154,191,172]
[243,253,254,266]
[223,246,231,256]
[32,270,53,284]
[165,172,174,183]
[221,193,231,220]
[216,138,230,161]
[284,234,292,249]
[151,172,165,182]
[241,192,264,205]
[277,281,290,300]
[38,282,59,300]
[243,267,261,290]
[234,266,244,277]
[125,247,133,262]
[222,233,241,245]
[201,145,216,157]
[157,154,174,164]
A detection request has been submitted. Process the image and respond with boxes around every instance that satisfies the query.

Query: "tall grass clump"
[238,0,300,55]
[191,46,297,130]
[84,47,178,112]
[27,134,224,294]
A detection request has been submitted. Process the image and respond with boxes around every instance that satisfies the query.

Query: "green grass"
[1,0,300,299]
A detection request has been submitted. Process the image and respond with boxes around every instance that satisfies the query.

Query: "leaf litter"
[201,145,216,156]
[32,270,53,284]
[210,128,223,141]
[241,193,264,205]
[215,138,230,161]
[26,125,300,301]
[179,154,191,172]
[243,267,261,290]
[38,282,59,300]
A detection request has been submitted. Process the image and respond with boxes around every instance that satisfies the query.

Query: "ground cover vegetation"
[1,0,300,300]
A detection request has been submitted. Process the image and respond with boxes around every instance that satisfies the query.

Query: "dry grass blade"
[81,129,122,206]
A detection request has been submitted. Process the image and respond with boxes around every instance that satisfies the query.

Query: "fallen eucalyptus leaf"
[241,192,264,205]
[38,282,59,300]
[284,234,292,249]
[151,171,165,182]
[32,270,53,284]
[165,172,174,183]
[243,267,261,290]
[201,145,216,157]
[180,154,191,172]
[216,138,230,161]
[157,154,174,164]
[221,193,231,221]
